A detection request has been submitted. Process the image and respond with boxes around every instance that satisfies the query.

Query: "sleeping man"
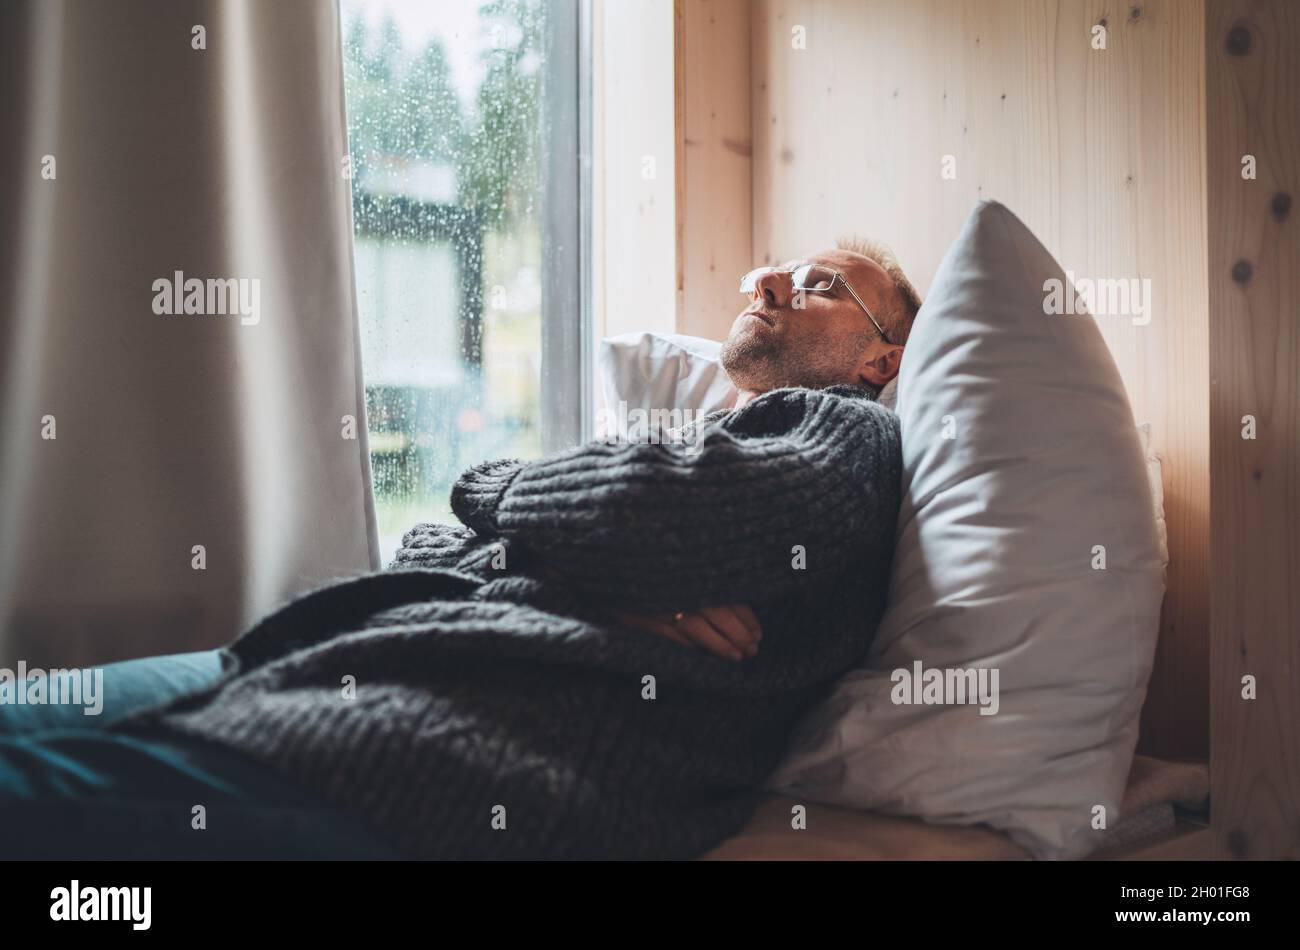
[0,238,920,860]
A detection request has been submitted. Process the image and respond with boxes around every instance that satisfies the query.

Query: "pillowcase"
[875,376,898,411]
[596,332,737,440]
[1137,423,1170,580]
[765,200,1166,859]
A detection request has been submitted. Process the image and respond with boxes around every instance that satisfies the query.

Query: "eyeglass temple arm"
[838,275,891,343]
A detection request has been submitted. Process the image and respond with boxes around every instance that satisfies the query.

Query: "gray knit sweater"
[112,384,901,859]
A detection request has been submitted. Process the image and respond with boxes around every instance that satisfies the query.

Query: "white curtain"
[0,0,378,668]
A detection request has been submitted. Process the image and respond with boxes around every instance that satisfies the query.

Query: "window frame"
[539,0,594,451]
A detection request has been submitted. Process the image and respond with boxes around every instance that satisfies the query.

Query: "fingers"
[698,605,761,657]
[674,612,748,661]
[729,604,762,638]
[613,606,764,663]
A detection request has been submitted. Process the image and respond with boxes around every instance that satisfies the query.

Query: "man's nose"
[753,269,792,308]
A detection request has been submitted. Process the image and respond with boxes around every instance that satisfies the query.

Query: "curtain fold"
[0,0,378,668]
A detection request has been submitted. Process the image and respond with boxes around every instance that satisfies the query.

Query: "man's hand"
[612,604,762,661]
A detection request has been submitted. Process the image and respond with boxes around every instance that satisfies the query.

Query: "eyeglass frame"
[739,262,894,345]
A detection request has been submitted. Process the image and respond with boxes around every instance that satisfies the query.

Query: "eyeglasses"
[739,262,893,345]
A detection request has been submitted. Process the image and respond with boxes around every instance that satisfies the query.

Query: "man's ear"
[858,345,904,388]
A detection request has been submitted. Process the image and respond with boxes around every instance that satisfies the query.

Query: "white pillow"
[766,200,1166,859]
[597,332,737,439]
[876,376,898,411]
[1137,423,1170,579]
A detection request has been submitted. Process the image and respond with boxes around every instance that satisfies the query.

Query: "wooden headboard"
[671,0,1298,857]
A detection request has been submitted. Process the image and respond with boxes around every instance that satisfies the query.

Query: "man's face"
[719,249,904,394]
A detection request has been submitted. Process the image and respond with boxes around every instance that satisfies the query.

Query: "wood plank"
[1098,824,1214,861]
[1205,0,1300,860]
[675,0,753,339]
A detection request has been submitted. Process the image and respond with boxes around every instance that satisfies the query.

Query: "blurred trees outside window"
[341,0,563,563]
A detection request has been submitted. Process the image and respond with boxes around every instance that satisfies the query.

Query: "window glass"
[341,0,565,563]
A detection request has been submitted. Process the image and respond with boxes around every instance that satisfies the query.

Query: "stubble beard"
[720,324,872,393]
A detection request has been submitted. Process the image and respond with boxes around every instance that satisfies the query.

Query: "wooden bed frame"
[618,0,1299,858]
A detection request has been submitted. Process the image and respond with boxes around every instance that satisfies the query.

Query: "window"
[341,0,590,562]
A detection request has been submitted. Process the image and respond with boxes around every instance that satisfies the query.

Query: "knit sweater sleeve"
[450,386,900,614]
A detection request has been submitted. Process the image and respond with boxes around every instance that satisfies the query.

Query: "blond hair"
[835,235,922,344]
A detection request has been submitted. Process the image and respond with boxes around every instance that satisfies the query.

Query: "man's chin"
[720,345,781,394]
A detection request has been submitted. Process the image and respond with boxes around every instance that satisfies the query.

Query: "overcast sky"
[342,0,496,108]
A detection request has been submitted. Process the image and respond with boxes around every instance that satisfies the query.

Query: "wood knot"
[1231,260,1253,284]
[1226,24,1252,56]
[1130,6,1142,20]
[1271,192,1292,221]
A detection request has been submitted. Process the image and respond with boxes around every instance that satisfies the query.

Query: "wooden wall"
[593,0,677,345]
[1205,0,1299,860]
[594,0,752,352]
[675,0,753,338]
[748,0,1211,761]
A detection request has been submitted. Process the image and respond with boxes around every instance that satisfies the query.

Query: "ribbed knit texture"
[110,384,901,859]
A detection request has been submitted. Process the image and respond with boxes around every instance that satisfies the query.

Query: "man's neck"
[733,389,761,409]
